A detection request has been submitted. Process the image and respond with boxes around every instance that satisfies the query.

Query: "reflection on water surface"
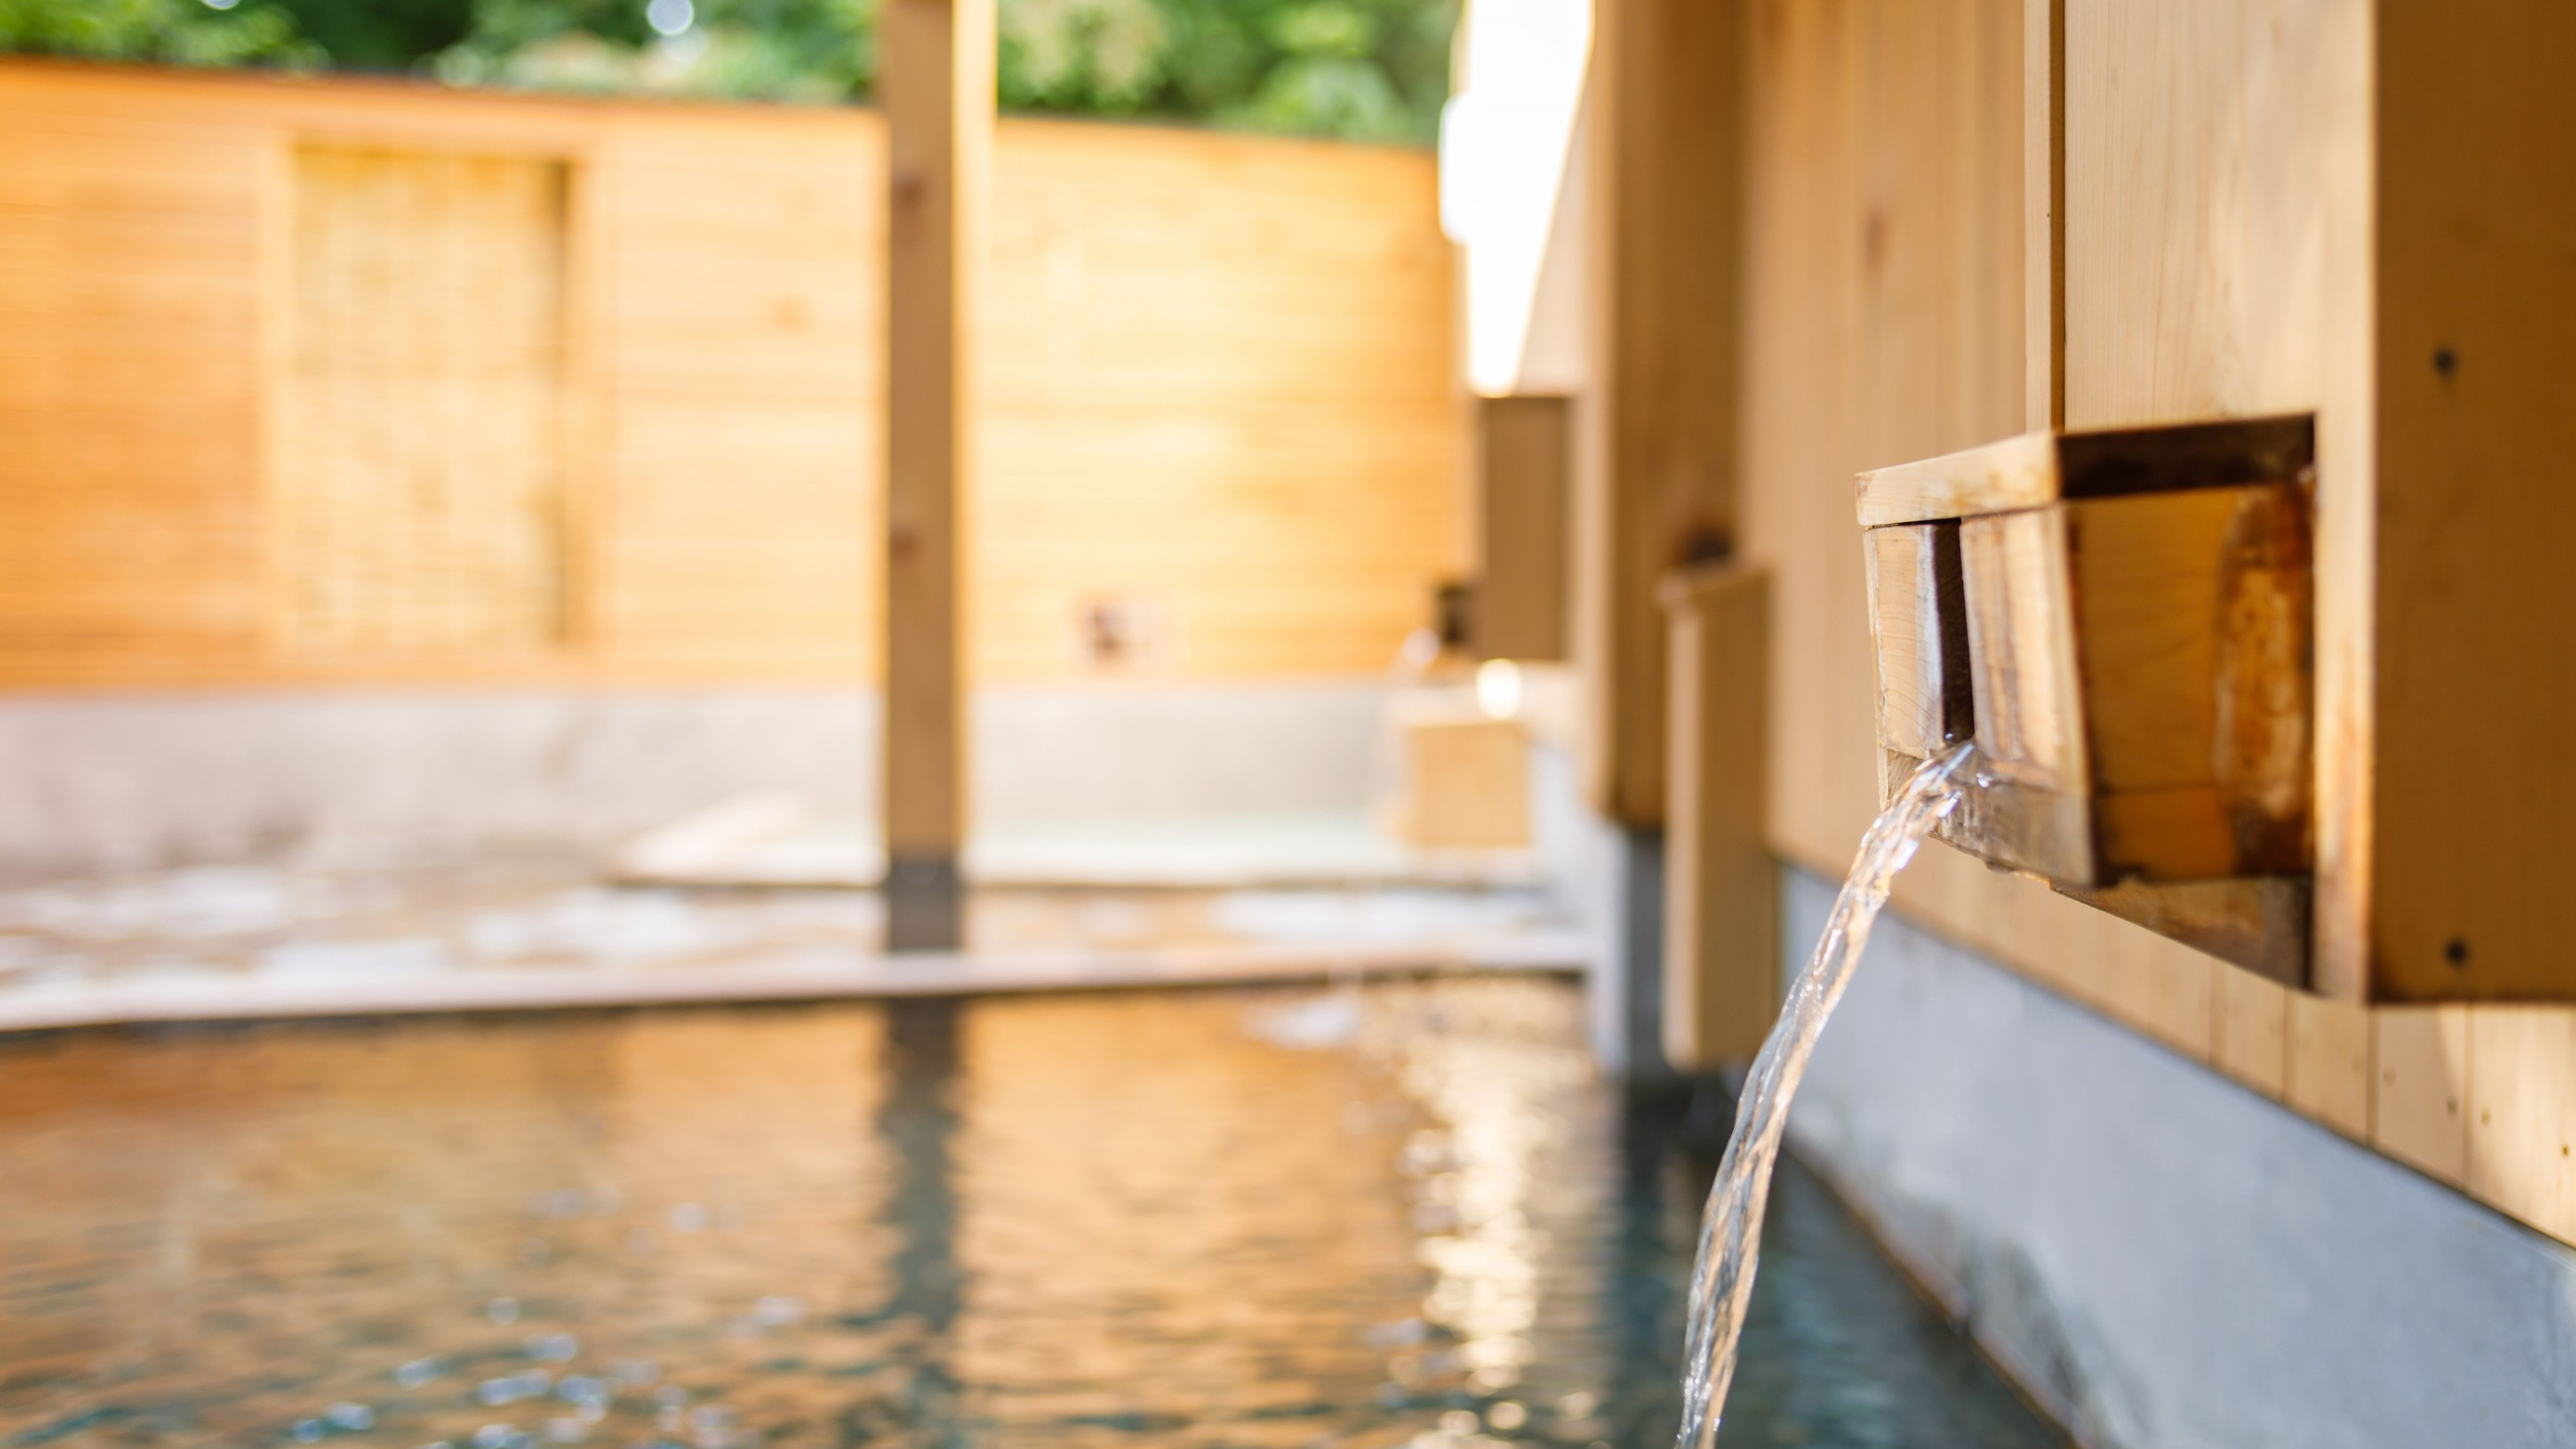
[0,978,2059,1448]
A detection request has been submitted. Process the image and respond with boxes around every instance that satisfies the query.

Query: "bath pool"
[0,977,2060,1448]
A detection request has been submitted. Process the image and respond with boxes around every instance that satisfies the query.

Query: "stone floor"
[612,800,1547,889]
[0,856,1584,1033]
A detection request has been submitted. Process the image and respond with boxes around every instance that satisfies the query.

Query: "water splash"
[1675,741,1980,1449]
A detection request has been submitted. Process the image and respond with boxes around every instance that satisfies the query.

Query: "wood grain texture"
[1662,562,1773,1069]
[2076,485,2310,871]
[0,60,1460,689]
[2368,0,2576,1003]
[1575,0,1745,826]
[2209,964,2288,1097]
[976,120,1461,681]
[881,0,989,861]
[1746,0,2024,882]
[584,109,885,680]
[1474,395,1572,662]
[1862,522,1968,762]
[1932,482,2314,888]
[2056,0,2377,999]
[1958,507,2081,795]
[1732,0,2576,1241]
[278,145,567,655]
[1855,431,2058,528]
[0,68,271,678]
[2022,0,2062,429]
[2285,991,2371,1139]
[2056,877,2306,985]
[2464,1008,2576,1245]
[1854,413,2315,527]
[2371,1006,2469,1186]
[1734,3,2576,1252]
[1391,714,1531,851]
[2061,0,2348,428]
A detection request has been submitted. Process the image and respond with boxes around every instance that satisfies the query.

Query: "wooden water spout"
[1856,415,2316,982]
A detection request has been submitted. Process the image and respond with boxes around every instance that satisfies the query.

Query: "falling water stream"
[1676,741,1983,1449]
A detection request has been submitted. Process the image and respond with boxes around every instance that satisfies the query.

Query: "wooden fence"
[0,59,1460,687]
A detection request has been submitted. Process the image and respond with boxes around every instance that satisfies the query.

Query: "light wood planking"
[2060,0,2346,429]
[278,145,567,655]
[1742,0,1877,879]
[2370,1006,2469,1187]
[977,120,1460,682]
[1474,395,1572,663]
[2021,0,2061,428]
[2209,966,2287,1098]
[1740,0,2203,1055]
[587,115,886,679]
[0,59,1460,689]
[2368,0,2576,1003]
[2285,992,2371,1139]
[2056,0,2378,1000]
[1662,562,1773,1069]
[1575,0,1745,827]
[2464,1009,2576,1245]
[0,74,270,678]
[1749,0,2023,883]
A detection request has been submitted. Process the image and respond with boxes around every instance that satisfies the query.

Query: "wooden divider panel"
[279,145,568,655]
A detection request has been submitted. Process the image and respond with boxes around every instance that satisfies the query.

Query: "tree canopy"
[0,0,1452,143]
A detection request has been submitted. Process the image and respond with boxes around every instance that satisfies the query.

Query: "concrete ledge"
[0,938,1584,1036]
[1782,865,2576,1449]
[0,683,1396,879]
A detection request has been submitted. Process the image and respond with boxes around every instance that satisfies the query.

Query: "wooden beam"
[1662,562,1773,1069]
[1854,413,2315,528]
[1474,395,1573,662]
[2367,0,2576,1003]
[883,0,991,949]
[1575,0,1744,827]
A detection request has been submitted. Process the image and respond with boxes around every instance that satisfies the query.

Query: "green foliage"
[0,0,1450,144]
[1000,0,1449,141]
[0,0,320,67]
[430,0,875,103]
[999,0,1167,113]
[269,0,471,70]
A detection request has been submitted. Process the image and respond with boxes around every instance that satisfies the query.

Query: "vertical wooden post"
[2366,0,2576,1001]
[883,0,990,951]
[1661,562,1773,1069]
[1474,394,1573,663]
[1575,0,1744,828]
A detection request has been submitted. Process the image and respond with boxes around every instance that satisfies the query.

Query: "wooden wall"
[0,60,1460,688]
[1739,0,2575,1247]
